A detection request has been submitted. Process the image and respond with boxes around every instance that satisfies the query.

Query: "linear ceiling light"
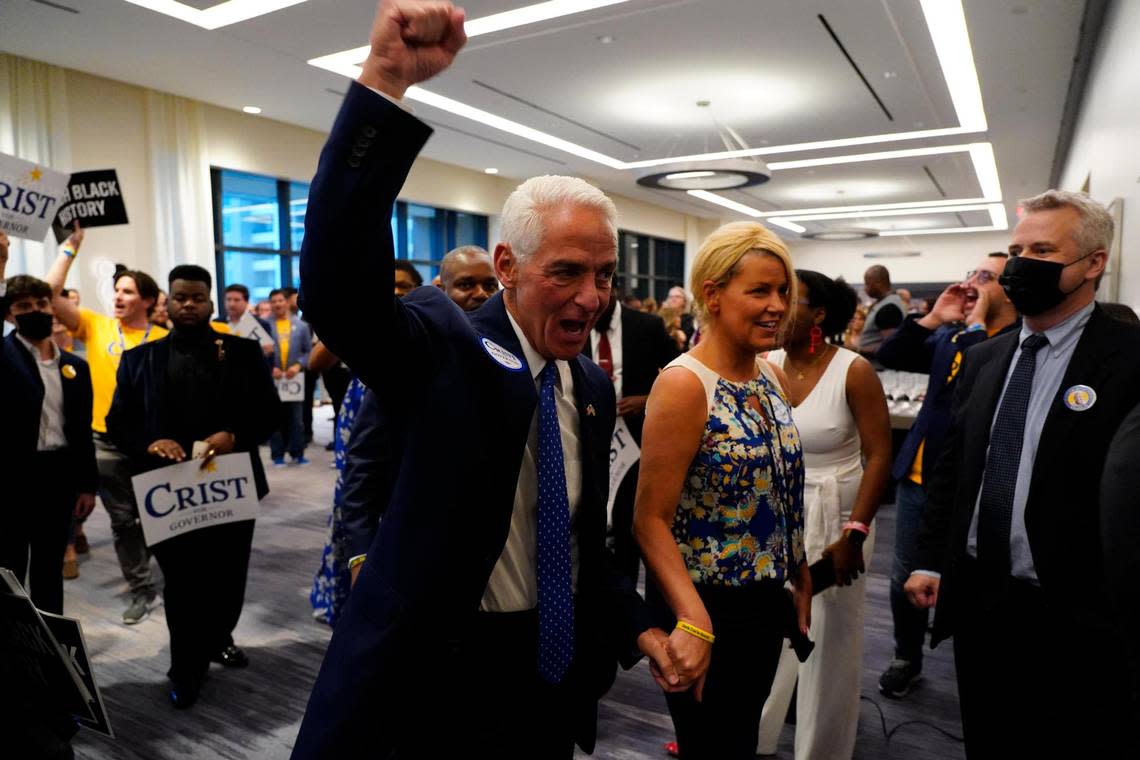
[686,190,763,218]
[775,202,1009,237]
[309,0,990,170]
[686,142,1000,218]
[122,0,307,29]
[920,0,987,132]
[309,0,631,78]
[777,203,996,223]
[767,218,807,234]
[766,144,971,171]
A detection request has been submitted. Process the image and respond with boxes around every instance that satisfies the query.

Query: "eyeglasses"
[965,270,999,284]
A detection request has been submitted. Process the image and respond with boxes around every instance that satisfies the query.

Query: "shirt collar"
[15,331,61,363]
[504,304,572,394]
[603,300,622,335]
[1020,301,1094,358]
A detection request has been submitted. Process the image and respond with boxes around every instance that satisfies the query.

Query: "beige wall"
[1057,0,1140,309]
[55,65,701,304]
[786,230,1012,286]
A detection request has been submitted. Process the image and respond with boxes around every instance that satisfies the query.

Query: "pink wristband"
[843,521,870,536]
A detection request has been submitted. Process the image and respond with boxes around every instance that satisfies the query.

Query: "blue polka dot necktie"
[536,361,574,684]
[977,333,1049,575]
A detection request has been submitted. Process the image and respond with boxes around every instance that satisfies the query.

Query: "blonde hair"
[689,221,797,329]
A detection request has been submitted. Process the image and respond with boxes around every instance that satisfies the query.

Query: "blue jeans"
[270,401,305,460]
[890,478,930,666]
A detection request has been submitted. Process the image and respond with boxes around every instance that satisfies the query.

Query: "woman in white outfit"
[757,270,892,759]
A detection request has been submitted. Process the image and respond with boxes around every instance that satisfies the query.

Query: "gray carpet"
[63,406,964,759]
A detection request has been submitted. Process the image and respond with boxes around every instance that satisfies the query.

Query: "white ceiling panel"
[0,0,1087,236]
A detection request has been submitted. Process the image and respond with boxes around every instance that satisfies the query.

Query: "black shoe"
[211,644,249,668]
[169,680,200,709]
[879,658,922,698]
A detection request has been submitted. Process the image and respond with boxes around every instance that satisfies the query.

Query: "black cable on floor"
[861,694,965,745]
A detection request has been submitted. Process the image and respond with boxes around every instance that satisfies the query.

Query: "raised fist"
[359,0,468,99]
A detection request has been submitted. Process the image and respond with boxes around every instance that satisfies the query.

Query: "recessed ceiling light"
[484,168,499,174]
[801,229,880,241]
[242,105,262,114]
[639,160,770,190]
[122,0,308,30]
[597,35,615,44]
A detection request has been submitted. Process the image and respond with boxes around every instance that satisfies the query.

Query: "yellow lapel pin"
[61,364,77,380]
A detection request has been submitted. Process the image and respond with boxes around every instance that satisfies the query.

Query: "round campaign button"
[480,337,525,372]
[1063,384,1096,412]
[61,364,77,380]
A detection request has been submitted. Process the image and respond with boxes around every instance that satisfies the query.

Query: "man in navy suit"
[292,3,679,757]
[0,272,97,615]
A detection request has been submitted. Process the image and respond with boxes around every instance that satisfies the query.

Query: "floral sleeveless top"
[667,354,806,586]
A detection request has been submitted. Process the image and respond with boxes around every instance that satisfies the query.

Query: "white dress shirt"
[15,333,68,451]
[590,300,623,400]
[480,309,583,612]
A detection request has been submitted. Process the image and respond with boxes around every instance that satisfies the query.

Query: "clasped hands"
[147,431,235,469]
[637,622,714,701]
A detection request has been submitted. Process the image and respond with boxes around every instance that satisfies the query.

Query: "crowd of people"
[3,2,1140,759]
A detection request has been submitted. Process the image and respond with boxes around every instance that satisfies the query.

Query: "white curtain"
[0,53,72,278]
[145,90,213,280]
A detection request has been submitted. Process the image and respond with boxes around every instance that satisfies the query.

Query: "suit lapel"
[468,292,539,410]
[1029,307,1115,490]
[6,334,44,400]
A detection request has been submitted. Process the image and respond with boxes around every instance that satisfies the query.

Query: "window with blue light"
[213,167,489,306]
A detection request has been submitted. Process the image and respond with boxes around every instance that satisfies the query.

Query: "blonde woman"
[634,222,810,760]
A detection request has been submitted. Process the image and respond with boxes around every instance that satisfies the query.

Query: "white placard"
[606,417,641,527]
[132,453,259,547]
[232,311,275,349]
[0,152,71,241]
[276,376,305,401]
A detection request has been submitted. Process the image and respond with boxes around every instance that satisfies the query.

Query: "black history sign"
[53,169,130,242]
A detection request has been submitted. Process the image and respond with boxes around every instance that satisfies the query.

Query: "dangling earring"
[809,325,823,355]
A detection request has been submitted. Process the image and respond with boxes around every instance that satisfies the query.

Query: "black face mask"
[999,252,1093,316]
[15,311,54,341]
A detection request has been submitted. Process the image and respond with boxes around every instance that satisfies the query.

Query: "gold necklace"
[786,344,831,381]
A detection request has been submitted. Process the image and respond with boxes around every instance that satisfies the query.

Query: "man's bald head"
[863,264,892,299]
[439,245,499,311]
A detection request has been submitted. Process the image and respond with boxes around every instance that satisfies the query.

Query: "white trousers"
[756,527,875,759]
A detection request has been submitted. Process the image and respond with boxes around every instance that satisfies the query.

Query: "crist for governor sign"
[0,152,70,242]
[132,454,259,547]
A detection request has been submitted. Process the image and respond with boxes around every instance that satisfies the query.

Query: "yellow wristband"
[675,620,715,644]
[61,246,77,259]
[347,555,366,570]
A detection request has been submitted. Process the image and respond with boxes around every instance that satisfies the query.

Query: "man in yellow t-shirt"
[47,229,166,624]
[266,288,311,466]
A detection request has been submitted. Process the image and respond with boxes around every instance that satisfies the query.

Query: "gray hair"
[500,175,617,263]
[1020,190,1114,252]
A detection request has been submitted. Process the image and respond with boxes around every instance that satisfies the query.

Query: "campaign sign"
[606,417,641,527]
[0,151,70,241]
[133,453,259,547]
[52,169,130,243]
[233,311,276,349]
[0,569,94,723]
[40,612,115,738]
[276,375,305,402]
